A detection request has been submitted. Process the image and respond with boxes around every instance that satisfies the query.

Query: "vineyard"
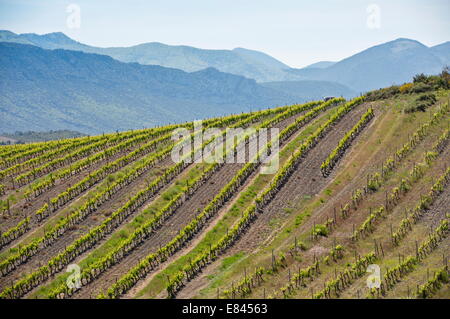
[0,86,449,300]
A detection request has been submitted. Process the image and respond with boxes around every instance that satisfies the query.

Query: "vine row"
[416,266,449,299]
[317,103,449,234]
[320,107,374,177]
[0,111,258,248]
[368,218,449,298]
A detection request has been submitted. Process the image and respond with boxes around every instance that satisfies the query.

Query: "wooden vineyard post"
[374,239,378,256]
[390,224,393,243]
[385,191,388,210]
[271,249,275,271]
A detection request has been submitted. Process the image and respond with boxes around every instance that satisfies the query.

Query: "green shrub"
[411,82,432,93]
[312,224,329,237]
[405,93,437,113]
[413,73,428,83]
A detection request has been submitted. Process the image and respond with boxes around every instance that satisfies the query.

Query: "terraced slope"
[0,87,448,300]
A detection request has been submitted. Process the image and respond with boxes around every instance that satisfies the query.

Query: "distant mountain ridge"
[0,30,298,83]
[289,38,449,92]
[0,42,308,134]
[1,31,448,92]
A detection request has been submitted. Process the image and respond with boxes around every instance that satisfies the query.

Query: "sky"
[0,0,449,68]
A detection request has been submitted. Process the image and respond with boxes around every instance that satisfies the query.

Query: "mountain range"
[0,42,303,134]
[1,31,448,91]
[0,30,296,83]
[288,38,450,92]
[0,30,448,134]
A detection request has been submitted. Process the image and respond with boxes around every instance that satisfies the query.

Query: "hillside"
[0,42,305,134]
[0,73,448,300]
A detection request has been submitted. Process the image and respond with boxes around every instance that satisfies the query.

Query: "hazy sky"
[0,0,449,67]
